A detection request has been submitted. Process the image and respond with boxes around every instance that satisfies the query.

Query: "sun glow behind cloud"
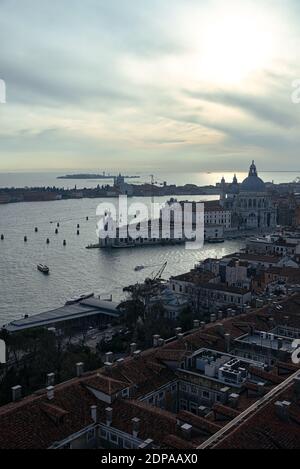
[0,0,300,171]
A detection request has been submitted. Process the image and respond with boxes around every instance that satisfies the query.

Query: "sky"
[1,0,300,173]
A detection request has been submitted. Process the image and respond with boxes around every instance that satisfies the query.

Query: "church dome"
[240,161,266,193]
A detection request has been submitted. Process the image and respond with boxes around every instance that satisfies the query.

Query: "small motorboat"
[65,292,94,305]
[134,265,145,272]
[37,264,50,274]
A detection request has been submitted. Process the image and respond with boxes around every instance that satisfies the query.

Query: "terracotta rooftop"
[1,293,300,449]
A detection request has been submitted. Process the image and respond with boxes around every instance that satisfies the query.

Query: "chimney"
[138,439,154,449]
[257,382,266,396]
[218,311,223,320]
[177,333,184,341]
[12,385,22,402]
[46,386,54,401]
[216,323,225,337]
[116,358,125,367]
[133,350,141,359]
[225,333,231,353]
[91,405,97,423]
[200,321,206,329]
[105,352,114,364]
[193,320,200,329]
[76,362,84,377]
[105,407,113,426]
[132,417,140,438]
[228,393,239,409]
[175,327,182,337]
[158,338,165,347]
[153,335,160,348]
[130,343,137,355]
[210,314,217,323]
[181,423,192,441]
[46,373,55,387]
[275,401,291,422]
[105,362,113,374]
[220,387,230,404]
[198,406,208,417]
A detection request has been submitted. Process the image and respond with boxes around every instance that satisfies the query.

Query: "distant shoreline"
[57,173,140,180]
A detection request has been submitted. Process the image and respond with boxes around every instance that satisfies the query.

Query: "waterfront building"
[220,161,277,231]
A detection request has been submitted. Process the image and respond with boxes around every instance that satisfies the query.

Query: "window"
[191,385,198,395]
[100,429,107,440]
[180,399,188,410]
[110,433,118,443]
[86,429,95,442]
[202,390,210,399]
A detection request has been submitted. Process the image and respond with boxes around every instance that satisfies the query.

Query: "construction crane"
[151,261,168,281]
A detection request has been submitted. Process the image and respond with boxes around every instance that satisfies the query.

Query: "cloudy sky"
[1,0,300,173]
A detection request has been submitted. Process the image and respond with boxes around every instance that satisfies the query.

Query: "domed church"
[220,161,277,231]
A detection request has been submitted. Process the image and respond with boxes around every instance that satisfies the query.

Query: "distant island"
[57,172,140,180]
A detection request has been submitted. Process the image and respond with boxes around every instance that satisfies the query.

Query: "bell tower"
[220,176,226,207]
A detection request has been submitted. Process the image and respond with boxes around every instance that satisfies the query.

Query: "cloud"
[1,0,300,172]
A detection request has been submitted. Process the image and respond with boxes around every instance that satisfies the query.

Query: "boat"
[206,238,225,244]
[37,264,50,274]
[134,265,145,272]
[65,292,94,305]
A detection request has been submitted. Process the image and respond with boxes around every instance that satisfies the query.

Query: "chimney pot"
[76,362,84,377]
[133,350,141,359]
[116,358,125,367]
[105,407,113,426]
[181,423,192,441]
[46,386,54,401]
[138,439,154,449]
[91,405,97,423]
[105,352,114,364]
[193,320,200,329]
[104,362,113,373]
[198,406,208,417]
[11,385,22,402]
[132,417,141,437]
[130,343,137,355]
[229,393,239,409]
[275,401,291,422]
[153,335,160,348]
[46,373,55,387]
[224,333,231,353]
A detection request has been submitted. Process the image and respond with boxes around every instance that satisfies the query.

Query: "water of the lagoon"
[1,168,294,325]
